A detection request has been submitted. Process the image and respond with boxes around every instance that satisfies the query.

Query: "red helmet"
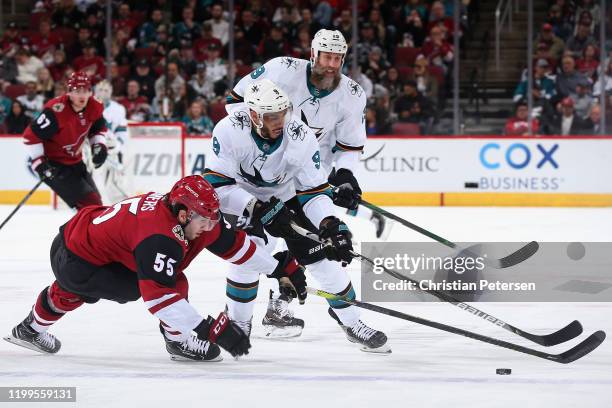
[67,71,92,92]
[168,175,220,221]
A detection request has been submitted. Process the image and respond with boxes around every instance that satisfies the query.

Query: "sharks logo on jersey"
[287,120,307,141]
[300,110,324,140]
[281,57,299,70]
[239,163,284,187]
[347,80,363,97]
[230,111,251,130]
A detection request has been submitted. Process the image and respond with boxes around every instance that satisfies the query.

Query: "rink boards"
[1,130,612,207]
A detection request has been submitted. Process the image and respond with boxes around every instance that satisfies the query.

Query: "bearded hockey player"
[23,71,107,209]
[226,29,391,239]
[4,176,307,362]
[92,80,130,204]
[204,79,389,353]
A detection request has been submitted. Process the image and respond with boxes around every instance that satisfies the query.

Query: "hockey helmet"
[244,78,292,130]
[310,29,348,67]
[67,71,92,92]
[168,175,220,224]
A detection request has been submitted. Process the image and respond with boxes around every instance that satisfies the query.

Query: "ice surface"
[1,205,611,408]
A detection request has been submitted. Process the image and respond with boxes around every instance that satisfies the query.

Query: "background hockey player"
[23,71,108,209]
[4,176,307,362]
[92,80,131,204]
[204,79,389,352]
[226,29,391,240]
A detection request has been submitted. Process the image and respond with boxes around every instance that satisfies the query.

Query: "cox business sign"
[476,142,561,191]
[355,138,612,193]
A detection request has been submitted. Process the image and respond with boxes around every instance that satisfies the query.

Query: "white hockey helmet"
[94,80,113,103]
[244,78,292,129]
[310,29,348,67]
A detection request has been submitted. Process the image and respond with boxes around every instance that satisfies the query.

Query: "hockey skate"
[4,311,61,354]
[261,290,304,338]
[160,325,222,362]
[328,308,391,354]
[370,212,393,240]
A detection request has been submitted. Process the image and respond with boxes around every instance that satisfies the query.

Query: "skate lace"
[36,332,55,349]
[351,321,377,341]
[234,320,252,337]
[272,298,294,319]
[182,336,210,354]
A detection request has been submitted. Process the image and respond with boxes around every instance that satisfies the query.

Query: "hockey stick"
[307,287,605,364]
[359,199,539,269]
[291,222,583,346]
[0,178,45,231]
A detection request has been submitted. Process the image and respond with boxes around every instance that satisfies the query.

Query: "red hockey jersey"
[23,94,107,166]
[62,192,277,336]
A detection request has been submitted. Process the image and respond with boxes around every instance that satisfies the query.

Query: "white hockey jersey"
[203,106,335,226]
[102,100,128,149]
[227,57,367,175]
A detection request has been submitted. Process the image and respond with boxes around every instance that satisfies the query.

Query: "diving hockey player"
[204,79,389,353]
[23,71,107,208]
[4,176,307,362]
[92,80,131,204]
[226,29,390,240]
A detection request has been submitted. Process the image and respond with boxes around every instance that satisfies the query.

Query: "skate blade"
[169,354,223,362]
[377,219,394,241]
[3,335,56,354]
[260,325,303,339]
[359,344,392,354]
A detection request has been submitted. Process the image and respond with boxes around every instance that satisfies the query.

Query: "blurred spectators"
[334,9,353,43]
[380,67,403,103]
[427,1,455,39]
[514,59,556,102]
[571,79,594,119]
[119,80,150,122]
[394,79,434,133]
[5,100,30,134]
[409,55,440,108]
[73,41,106,83]
[53,0,85,28]
[291,25,312,60]
[15,48,44,84]
[535,23,565,62]
[363,46,390,81]
[189,62,215,101]
[182,100,214,135]
[401,8,427,47]
[204,43,227,84]
[593,58,612,97]
[138,8,163,48]
[240,9,264,48]
[0,47,18,87]
[313,0,333,28]
[546,4,573,41]
[420,26,453,74]
[16,81,44,120]
[551,97,590,135]
[0,90,12,124]
[30,17,59,66]
[205,4,229,45]
[565,22,597,60]
[1,22,22,58]
[131,59,157,101]
[155,61,185,100]
[173,7,201,45]
[259,24,290,61]
[576,44,599,81]
[504,100,539,136]
[574,0,600,33]
[36,68,55,99]
[556,55,588,99]
[48,49,70,82]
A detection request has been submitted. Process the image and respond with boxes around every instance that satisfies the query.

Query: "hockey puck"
[496,368,512,375]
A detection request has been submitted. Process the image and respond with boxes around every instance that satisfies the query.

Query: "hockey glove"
[91,143,108,169]
[268,251,307,304]
[252,197,300,240]
[329,169,361,210]
[197,312,251,357]
[33,158,59,181]
[319,216,354,265]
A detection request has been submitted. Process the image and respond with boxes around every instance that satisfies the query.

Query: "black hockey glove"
[91,143,108,169]
[268,251,307,304]
[319,216,354,265]
[252,197,300,240]
[196,312,251,357]
[329,169,361,210]
[34,159,59,181]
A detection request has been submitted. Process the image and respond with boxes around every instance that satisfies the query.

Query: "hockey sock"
[226,278,259,322]
[30,282,84,333]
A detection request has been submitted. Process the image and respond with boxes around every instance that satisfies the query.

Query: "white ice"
[1,205,611,408]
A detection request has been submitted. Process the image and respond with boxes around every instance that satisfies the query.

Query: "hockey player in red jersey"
[4,176,307,362]
[22,71,108,209]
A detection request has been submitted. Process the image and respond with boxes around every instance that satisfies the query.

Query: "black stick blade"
[521,320,583,347]
[494,241,540,268]
[551,331,606,364]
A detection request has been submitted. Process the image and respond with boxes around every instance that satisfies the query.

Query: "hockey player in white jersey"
[204,79,389,352]
[226,29,390,240]
[92,80,130,204]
